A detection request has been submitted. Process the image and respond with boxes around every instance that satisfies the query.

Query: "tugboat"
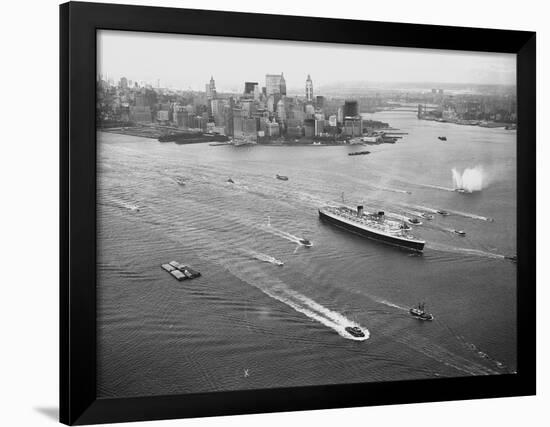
[437,209,449,216]
[410,302,434,321]
[298,238,312,247]
[453,229,466,236]
[276,174,289,181]
[438,136,447,141]
[406,217,423,226]
[345,326,365,338]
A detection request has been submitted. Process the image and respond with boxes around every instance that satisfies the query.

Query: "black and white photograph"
[96,30,518,398]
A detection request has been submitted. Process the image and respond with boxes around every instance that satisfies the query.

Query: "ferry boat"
[319,205,425,251]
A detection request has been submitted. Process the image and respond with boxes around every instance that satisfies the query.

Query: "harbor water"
[97,109,517,398]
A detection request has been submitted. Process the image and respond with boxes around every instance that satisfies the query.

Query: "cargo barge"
[161,261,201,281]
[319,205,425,251]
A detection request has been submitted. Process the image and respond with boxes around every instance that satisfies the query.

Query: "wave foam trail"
[444,209,494,222]
[372,297,409,312]
[225,262,369,341]
[416,183,456,192]
[408,204,493,222]
[101,196,142,212]
[260,224,304,245]
[247,250,284,266]
[427,242,505,260]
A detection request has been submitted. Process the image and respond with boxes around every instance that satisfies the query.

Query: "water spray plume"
[452,166,485,193]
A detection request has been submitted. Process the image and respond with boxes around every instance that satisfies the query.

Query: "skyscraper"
[276,98,286,122]
[343,100,359,118]
[305,74,313,102]
[266,73,286,97]
[244,82,259,99]
[205,76,216,100]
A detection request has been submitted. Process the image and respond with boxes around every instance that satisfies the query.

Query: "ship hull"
[319,209,425,251]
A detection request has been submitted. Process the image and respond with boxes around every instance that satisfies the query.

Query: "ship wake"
[225,261,369,341]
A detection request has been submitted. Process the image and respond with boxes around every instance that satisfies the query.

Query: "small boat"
[227,178,235,183]
[453,229,466,236]
[437,209,449,216]
[438,136,447,141]
[410,302,434,321]
[174,176,186,186]
[406,217,423,225]
[298,238,312,247]
[276,174,289,181]
[421,213,434,220]
[400,223,412,231]
[505,255,517,263]
[455,188,466,193]
[345,326,365,338]
[348,150,371,156]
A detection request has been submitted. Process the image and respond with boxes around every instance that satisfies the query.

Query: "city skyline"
[98,30,516,92]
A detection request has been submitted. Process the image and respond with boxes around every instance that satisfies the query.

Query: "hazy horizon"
[98,30,516,92]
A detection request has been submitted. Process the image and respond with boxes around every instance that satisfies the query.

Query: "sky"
[97,30,516,92]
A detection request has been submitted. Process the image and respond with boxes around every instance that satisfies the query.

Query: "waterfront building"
[174,109,189,128]
[233,108,244,137]
[343,100,359,118]
[305,74,313,102]
[337,107,343,124]
[343,117,362,136]
[129,106,152,123]
[243,118,258,135]
[266,73,286,97]
[303,119,315,138]
[157,110,170,122]
[266,121,280,137]
[315,119,325,136]
[328,115,337,127]
[287,125,303,139]
[223,105,234,136]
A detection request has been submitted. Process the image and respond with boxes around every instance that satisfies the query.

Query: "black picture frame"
[60,1,536,425]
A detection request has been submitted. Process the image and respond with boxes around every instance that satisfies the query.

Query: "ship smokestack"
[357,205,364,217]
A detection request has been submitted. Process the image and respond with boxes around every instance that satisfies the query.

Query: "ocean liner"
[319,205,425,251]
